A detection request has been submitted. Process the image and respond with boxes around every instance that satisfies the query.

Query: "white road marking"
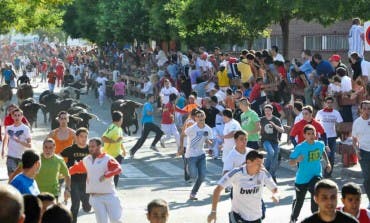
[150,161,183,176]
[121,163,149,178]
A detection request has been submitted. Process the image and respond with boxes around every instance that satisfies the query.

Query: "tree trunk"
[280,17,290,59]
[247,37,254,50]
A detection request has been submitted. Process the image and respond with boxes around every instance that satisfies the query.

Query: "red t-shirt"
[277,66,287,79]
[290,119,325,144]
[41,62,48,72]
[249,83,261,102]
[55,64,64,76]
[47,72,57,84]
[162,102,175,124]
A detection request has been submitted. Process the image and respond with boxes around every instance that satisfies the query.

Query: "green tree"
[63,0,100,43]
[166,0,270,49]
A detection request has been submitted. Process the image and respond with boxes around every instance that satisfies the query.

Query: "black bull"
[111,99,142,135]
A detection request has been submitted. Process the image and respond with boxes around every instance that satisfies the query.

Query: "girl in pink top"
[113,78,126,100]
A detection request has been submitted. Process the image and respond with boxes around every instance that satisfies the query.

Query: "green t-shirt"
[102,124,123,158]
[241,109,260,142]
[35,154,69,197]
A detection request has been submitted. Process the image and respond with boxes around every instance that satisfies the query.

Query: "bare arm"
[270,121,284,133]
[207,185,224,223]
[14,137,31,148]
[250,121,261,134]
[289,155,303,166]
[1,133,8,158]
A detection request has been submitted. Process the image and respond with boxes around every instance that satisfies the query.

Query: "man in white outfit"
[96,73,108,106]
[348,18,364,58]
[221,109,242,163]
[69,137,123,223]
[160,79,179,107]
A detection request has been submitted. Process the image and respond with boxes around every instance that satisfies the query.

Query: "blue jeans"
[263,141,280,178]
[186,154,206,196]
[324,137,337,178]
[359,149,370,202]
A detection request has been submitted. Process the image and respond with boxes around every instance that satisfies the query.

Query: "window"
[270,36,283,49]
[252,38,267,50]
[304,36,322,50]
[326,35,348,50]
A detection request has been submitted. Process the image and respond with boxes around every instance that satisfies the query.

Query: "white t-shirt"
[185,123,213,158]
[218,166,277,221]
[183,119,195,147]
[6,124,31,159]
[160,86,178,105]
[273,53,285,63]
[96,76,108,93]
[328,83,341,95]
[315,109,343,138]
[361,60,370,78]
[341,75,352,92]
[352,116,370,152]
[222,147,252,172]
[215,90,226,103]
[112,70,120,82]
[222,119,242,162]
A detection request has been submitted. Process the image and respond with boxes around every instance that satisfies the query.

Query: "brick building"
[251,19,369,62]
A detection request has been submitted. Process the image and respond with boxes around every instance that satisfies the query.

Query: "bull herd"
[0,83,143,134]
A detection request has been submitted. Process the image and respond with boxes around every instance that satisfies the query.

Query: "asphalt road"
[0,82,368,223]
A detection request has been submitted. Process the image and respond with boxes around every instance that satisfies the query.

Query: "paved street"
[0,83,368,223]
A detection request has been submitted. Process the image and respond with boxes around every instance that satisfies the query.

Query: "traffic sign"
[365,21,370,51]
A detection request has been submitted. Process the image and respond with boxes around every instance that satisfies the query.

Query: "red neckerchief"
[323,108,333,112]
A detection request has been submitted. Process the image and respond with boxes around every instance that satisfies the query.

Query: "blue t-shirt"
[193,82,208,98]
[289,140,325,184]
[4,70,13,81]
[167,64,178,80]
[316,60,334,78]
[299,60,314,77]
[244,88,252,98]
[141,102,154,124]
[10,173,40,195]
[176,96,186,109]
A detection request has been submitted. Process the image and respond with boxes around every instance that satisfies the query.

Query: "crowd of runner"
[0,18,370,223]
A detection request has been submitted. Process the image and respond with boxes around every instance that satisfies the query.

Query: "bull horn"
[90,113,99,120]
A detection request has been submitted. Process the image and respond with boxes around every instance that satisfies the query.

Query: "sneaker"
[160,138,165,148]
[82,202,92,212]
[150,145,159,152]
[189,194,198,201]
[185,179,193,184]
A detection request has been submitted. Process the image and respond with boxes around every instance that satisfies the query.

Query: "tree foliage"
[61,0,370,53]
[0,0,72,34]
